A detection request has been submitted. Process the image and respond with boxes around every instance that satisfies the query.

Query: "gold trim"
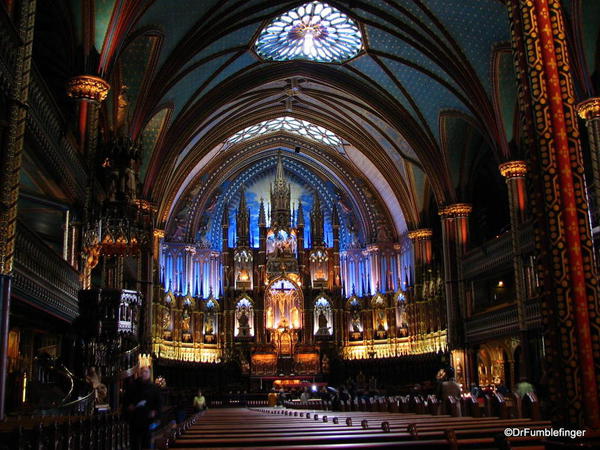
[576,97,600,120]
[438,203,472,218]
[499,160,527,178]
[66,75,110,102]
[407,229,432,240]
[153,229,165,239]
[135,199,157,212]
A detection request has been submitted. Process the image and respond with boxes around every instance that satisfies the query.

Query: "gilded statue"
[205,314,214,335]
[351,311,361,333]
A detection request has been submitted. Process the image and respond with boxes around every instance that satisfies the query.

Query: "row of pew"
[283,392,541,420]
[168,406,560,449]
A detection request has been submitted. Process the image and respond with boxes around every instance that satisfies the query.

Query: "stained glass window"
[255,2,362,63]
[225,116,343,148]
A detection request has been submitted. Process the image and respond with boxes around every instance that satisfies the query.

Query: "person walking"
[124,367,162,450]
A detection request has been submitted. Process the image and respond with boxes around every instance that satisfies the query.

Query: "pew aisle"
[169,407,553,449]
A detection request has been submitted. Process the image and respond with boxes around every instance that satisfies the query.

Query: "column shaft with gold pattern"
[507,0,600,426]
[499,161,531,379]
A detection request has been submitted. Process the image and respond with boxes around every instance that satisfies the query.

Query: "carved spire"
[259,197,266,227]
[236,188,250,247]
[332,203,339,227]
[270,151,291,228]
[297,200,304,227]
[310,193,324,246]
[275,151,285,183]
[222,204,229,226]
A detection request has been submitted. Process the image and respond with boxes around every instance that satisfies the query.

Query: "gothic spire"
[310,193,324,246]
[259,197,266,227]
[297,200,304,227]
[236,188,250,247]
[275,150,285,184]
[270,151,291,228]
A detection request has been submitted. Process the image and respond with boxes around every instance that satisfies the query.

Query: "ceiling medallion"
[255,2,362,63]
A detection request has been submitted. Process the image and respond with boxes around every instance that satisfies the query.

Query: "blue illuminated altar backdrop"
[226,169,335,249]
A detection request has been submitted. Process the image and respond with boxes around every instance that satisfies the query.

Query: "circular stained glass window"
[255,2,363,63]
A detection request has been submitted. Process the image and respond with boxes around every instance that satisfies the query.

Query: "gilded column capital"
[499,160,528,179]
[153,229,165,239]
[407,228,432,240]
[66,75,110,103]
[576,97,600,121]
[438,203,472,218]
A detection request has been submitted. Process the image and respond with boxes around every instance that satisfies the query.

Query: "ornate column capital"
[438,203,472,219]
[576,97,600,121]
[66,75,110,103]
[407,229,432,240]
[153,229,165,239]
[499,160,528,178]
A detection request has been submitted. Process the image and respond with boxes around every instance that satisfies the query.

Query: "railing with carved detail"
[0,6,86,200]
[13,221,80,321]
[464,299,542,342]
[0,411,130,450]
[27,65,87,198]
[0,5,19,93]
[462,221,535,279]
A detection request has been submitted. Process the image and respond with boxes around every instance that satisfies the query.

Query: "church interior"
[0,0,599,448]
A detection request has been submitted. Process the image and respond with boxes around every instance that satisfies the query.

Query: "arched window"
[235,297,254,337]
[314,297,332,336]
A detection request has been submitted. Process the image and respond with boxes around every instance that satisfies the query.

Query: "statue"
[351,311,361,333]
[182,312,191,332]
[205,314,214,335]
[162,309,171,330]
[86,367,108,405]
[107,169,119,202]
[238,311,250,337]
[317,311,329,335]
[376,309,386,331]
[291,306,300,328]
[123,158,137,200]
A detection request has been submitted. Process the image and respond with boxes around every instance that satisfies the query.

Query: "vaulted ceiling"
[45,0,577,240]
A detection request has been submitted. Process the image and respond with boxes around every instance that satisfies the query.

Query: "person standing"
[124,367,162,450]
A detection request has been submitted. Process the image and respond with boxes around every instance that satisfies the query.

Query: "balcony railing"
[0,5,19,93]
[464,299,541,343]
[13,221,80,321]
[463,221,535,279]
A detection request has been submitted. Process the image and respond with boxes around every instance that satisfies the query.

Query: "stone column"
[576,98,600,226]
[507,0,600,426]
[0,0,37,421]
[66,75,109,289]
[499,161,530,379]
[438,204,472,350]
[65,75,110,221]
